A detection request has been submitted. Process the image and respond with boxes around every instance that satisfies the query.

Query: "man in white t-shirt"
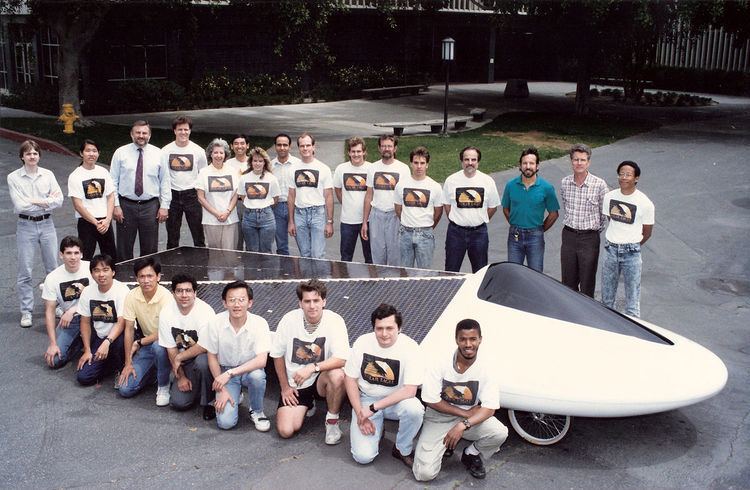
[287,132,334,258]
[443,146,500,273]
[271,279,349,444]
[162,115,208,249]
[42,236,91,369]
[394,146,443,269]
[76,254,130,386]
[344,304,424,467]
[413,319,508,482]
[158,273,217,420]
[361,135,410,266]
[271,133,301,255]
[601,160,655,318]
[199,281,272,431]
[333,136,372,263]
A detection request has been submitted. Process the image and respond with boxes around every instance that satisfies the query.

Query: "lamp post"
[441,37,455,136]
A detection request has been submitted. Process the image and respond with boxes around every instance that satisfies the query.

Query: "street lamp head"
[442,37,455,62]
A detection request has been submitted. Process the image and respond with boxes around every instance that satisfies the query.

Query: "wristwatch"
[326,219,333,224]
[225,369,234,378]
[314,363,320,373]
[104,337,113,344]
[462,418,472,429]
[136,339,143,347]
[369,403,378,413]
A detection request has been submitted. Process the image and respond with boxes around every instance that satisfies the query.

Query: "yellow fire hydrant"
[58,103,79,134]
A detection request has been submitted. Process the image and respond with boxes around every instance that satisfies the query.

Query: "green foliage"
[87,80,187,115]
[188,69,302,108]
[1,83,59,115]
[649,67,750,96]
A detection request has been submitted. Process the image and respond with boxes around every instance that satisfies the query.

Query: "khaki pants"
[203,223,239,250]
[412,406,508,482]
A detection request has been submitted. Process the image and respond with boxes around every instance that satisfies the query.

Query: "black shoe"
[202,405,216,421]
[391,444,415,468]
[461,448,486,479]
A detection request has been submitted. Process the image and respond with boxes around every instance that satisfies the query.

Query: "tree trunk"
[574,63,591,115]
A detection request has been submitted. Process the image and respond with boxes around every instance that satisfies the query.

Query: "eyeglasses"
[226,297,248,305]
[175,288,194,294]
[618,172,636,177]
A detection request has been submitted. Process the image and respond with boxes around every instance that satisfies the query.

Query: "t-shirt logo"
[360,354,400,387]
[343,173,367,192]
[374,172,399,190]
[403,188,430,208]
[90,299,117,323]
[171,327,198,350]
[609,199,637,224]
[456,187,485,208]
[59,278,89,302]
[83,179,105,199]
[440,379,479,406]
[292,337,325,365]
[245,182,269,200]
[169,154,194,172]
[208,175,233,192]
[295,169,320,188]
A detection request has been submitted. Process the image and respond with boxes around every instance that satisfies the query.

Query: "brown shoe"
[391,444,415,468]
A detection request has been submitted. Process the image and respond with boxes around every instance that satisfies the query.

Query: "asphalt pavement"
[0,83,749,489]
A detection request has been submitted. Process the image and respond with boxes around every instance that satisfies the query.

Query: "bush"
[2,83,59,115]
[648,66,750,96]
[87,79,187,114]
[188,69,302,108]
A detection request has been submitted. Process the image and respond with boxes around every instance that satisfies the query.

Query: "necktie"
[135,148,144,196]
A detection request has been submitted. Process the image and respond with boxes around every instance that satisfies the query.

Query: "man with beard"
[271,133,301,255]
[412,319,508,481]
[500,147,559,272]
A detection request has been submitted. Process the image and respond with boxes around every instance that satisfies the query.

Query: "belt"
[119,195,158,205]
[449,220,485,231]
[171,188,196,194]
[564,225,599,234]
[19,214,50,221]
[401,225,432,232]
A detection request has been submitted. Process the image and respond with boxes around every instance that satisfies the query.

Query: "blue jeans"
[507,225,545,272]
[49,315,83,369]
[369,208,400,266]
[17,217,58,314]
[242,207,276,253]
[399,225,435,269]
[294,205,326,258]
[340,222,372,263]
[77,332,125,386]
[216,366,267,430]
[350,394,424,464]
[118,342,171,397]
[273,202,289,255]
[601,240,642,317]
[445,221,489,273]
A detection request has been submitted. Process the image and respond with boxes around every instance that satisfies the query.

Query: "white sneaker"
[306,400,316,418]
[20,312,32,328]
[325,419,342,445]
[250,411,271,432]
[55,306,64,318]
[156,385,170,407]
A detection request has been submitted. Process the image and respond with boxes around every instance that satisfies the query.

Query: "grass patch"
[0,117,275,166]
[366,112,659,182]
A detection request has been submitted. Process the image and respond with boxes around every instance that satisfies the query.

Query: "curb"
[0,127,78,157]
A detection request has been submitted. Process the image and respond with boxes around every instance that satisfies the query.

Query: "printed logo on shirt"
[83,179,105,200]
[374,172,399,190]
[609,199,637,224]
[292,337,325,365]
[360,353,400,387]
[90,299,117,323]
[403,188,430,208]
[208,175,233,192]
[456,187,485,209]
[295,169,320,188]
[171,327,199,350]
[245,182,269,200]
[440,379,479,406]
[59,278,89,302]
[343,173,367,192]
[169,154,194,172]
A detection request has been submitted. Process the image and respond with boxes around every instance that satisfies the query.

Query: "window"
[106,40,167,81]
[40,27,59,83]
[0,27,8,91]
[14,40,34,84]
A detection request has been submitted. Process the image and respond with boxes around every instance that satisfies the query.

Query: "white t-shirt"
[199,311,271,367]
[421,351,500,410]
[287,159,333,208]
[394,174,444,228]
[158,297,216,350]
[226,157,249,175]
[272,155,301,203]
[443,170,500,227]
[237,171,281,209]
[603,188,655,244]
[67,165,115,219]
[77,280,131,339]
[41,262,92,311]
[344,332,423,398]
[366,159,410,212]
[161,141,208,191]
[333,161,371,224]
[271,309,350,389]
[195,164,240,225]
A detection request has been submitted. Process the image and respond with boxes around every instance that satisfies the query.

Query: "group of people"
[39,236,505,481]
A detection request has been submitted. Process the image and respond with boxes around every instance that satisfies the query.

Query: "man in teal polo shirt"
[501,147,559,272]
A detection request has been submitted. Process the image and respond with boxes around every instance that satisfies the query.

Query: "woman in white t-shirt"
[196,138,239,250]
[238,147,280,253]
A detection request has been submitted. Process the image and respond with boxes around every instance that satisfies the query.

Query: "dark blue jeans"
[340,222,372,263]
[444,221,489,273]
[77,332,125,386]
[507,225,545,272]
[167,188,205,249]
[273,201,289,255]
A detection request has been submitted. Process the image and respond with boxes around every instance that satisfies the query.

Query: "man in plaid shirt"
[559,144,609,298]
